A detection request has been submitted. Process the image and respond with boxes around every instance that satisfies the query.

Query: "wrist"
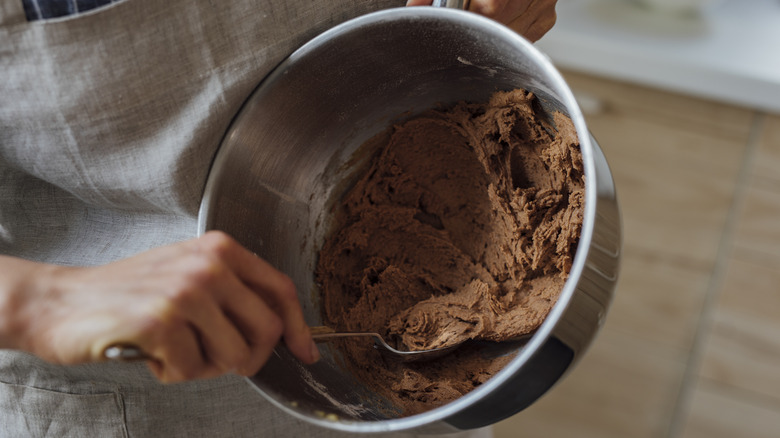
[0,256,64,352]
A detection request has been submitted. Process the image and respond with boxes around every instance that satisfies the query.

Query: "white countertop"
[536,0,780,113]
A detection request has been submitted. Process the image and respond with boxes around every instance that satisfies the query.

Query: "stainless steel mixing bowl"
[198,7,621,435]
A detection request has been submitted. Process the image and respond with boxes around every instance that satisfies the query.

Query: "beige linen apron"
[0,0,495,436]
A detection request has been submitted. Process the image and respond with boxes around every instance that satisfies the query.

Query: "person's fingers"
[170,285,251,374]
[197,232,318,365]
[219,279,286,376]
[244,267,319,365]
[407,0,557,42]
[145,323,218,383]
[468,0,518,20]
[467,0,557,41]
[504,0,556,41]
[197,259,286,375]
[514,11,556,42]
[23,233,310,383]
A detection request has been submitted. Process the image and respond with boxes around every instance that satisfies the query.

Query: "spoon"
[309,326,459,362]
[103,326,460,363]
[103,326,532,363]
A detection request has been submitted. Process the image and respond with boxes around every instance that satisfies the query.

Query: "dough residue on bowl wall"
[316,89,585,415]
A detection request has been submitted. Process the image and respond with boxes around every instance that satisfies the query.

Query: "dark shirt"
[22,0,120,21]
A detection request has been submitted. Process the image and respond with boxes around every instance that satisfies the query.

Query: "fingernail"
[309,340,320,363]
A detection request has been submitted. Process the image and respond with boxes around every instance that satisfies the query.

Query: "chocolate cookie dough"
[316,89,584,415]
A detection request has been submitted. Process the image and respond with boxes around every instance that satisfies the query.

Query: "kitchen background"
[493,0,780,437]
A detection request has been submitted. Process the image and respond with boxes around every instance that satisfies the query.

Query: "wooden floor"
[493,70,780,438]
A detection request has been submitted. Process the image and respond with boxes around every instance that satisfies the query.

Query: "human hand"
[13,231,318,383]
[406,0,558,42]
